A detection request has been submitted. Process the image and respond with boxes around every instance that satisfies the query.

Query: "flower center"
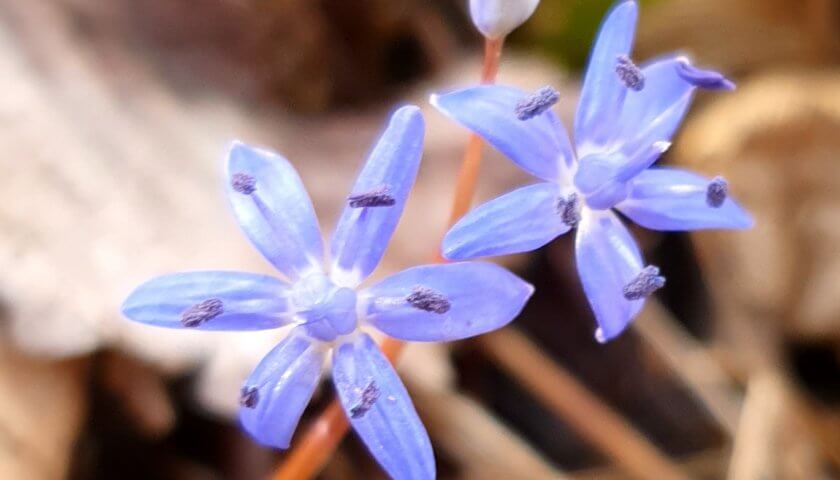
[573,154,632,211]
[291,273,358,341]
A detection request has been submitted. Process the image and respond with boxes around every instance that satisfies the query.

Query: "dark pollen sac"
[239,386,259,409]
[514,86,560,120]
[180,298,224,327]
[623,265,666,300]
[231,172,257,195]
[347,185,396,208]
[706,176,728,208]
[556,193,581,228]
[350,381,380,419]
[615,55,645,91]
[406,285,451,314]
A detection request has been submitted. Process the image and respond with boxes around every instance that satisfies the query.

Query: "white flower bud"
[469,0,540,39]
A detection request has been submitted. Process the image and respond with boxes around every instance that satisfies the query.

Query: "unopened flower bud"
[469,0,540,39]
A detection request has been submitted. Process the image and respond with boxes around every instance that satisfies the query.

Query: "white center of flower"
[291,273,358,341]
[572,153,632,211]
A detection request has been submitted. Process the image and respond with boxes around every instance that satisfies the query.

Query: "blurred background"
[1,0,839,478]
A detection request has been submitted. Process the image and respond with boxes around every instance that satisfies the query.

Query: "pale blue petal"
[442,183,572,260]
[239,328,325,449]
[331,106,425,286]
[575,210,645,342]
[226,142,324,280]
[361,262,534,342]
[575,0,638,154]
[332,334,435,480]
[617,168,754,230]
[431,85,574,181]
[612,57,695,160]
[121,271,293,331]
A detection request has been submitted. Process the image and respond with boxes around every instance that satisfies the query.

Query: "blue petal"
[239,329,325,449]
[575,0,638,154]
[442,183,573,260]
[431,85,575,182]
[226,142,324,280]
[617,168,754,230]
[361,262,534,342]
[612,57,696,160]
[121,271,293,331]
[330,106,425,286]
[332,334,435,480]
[575,210,645,342]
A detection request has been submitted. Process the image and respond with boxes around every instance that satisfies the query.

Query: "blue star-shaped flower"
[431,0,752,343]
[121,106,533,479]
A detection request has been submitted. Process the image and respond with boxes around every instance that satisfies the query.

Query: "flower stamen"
[239,386,259,409]
[406,286,451,314]
[676,59,736,91]
[180,298,224,327]
[556,193,581,228]
[623,266,665,300]
[515,86,560,120]
[348,185,396,208]
[350,381,380,419]
[615,55,645,91]
[231,172,257,195]
[706,177,728,208]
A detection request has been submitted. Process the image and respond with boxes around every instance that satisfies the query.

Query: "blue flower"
[431,0,752,343]
[121,106,534,479]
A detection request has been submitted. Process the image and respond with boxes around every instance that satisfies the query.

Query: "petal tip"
[737,210,756,229]
[594,328,608,344]
[239,417,292,450]
[429,89,461,116]
[226,140,255,163]
[440,230,467,261]
[440,247,463,261]
[393,103,422,119]
[594,324,628,344]
[612,0,639,16]
[228,139,247,150]
[524,282,536,299]
[119,299,135,320]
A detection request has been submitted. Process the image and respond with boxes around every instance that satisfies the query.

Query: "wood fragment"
[573,448,727,480]
[410,381,565,480]
[100,352,176,438]
[635,299,742,436]
[727,371,787,480]
[478,328,692,480]
[0,341,89,480]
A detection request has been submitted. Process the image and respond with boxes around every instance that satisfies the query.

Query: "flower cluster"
[433,0,752,342]
[121,1,752,479]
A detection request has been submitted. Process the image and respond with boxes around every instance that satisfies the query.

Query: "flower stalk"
[272,37,504,480]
